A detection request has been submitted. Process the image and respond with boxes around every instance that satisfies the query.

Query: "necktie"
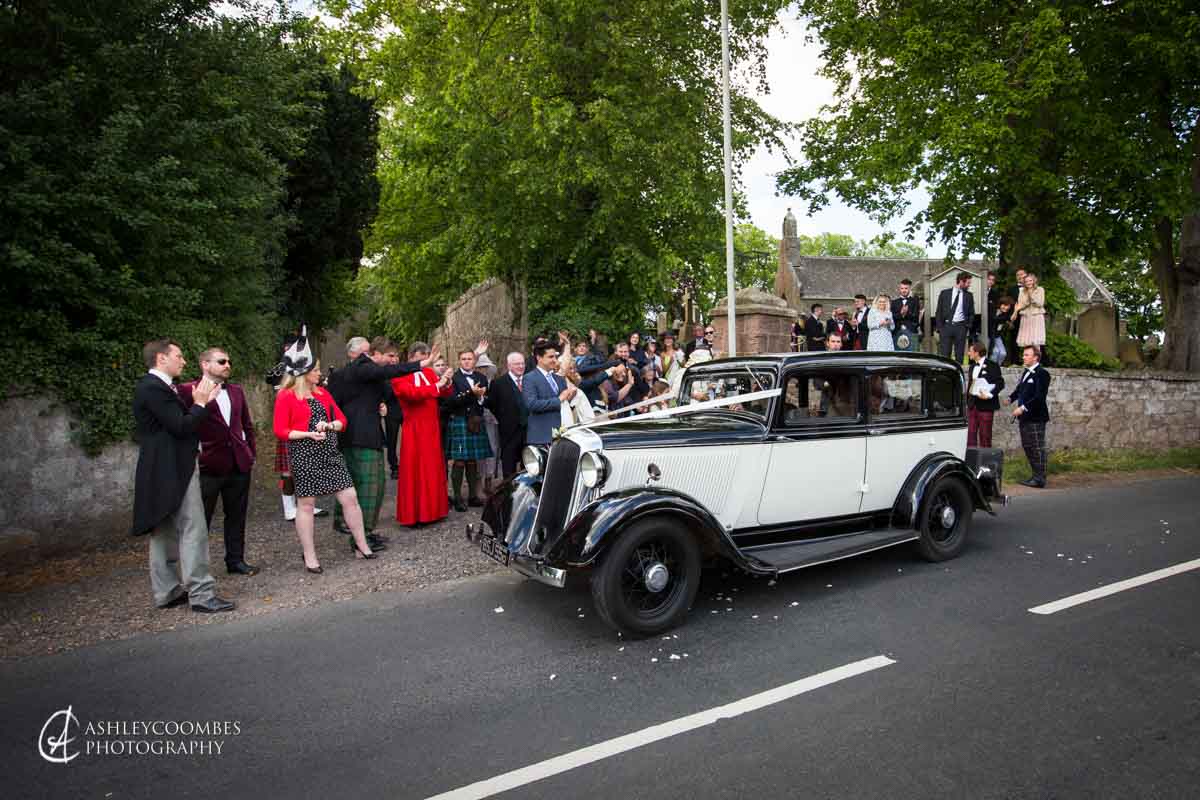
[516,375,523,391]
[951,290,960,318]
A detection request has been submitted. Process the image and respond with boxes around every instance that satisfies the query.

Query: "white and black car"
[470,352,1004,636]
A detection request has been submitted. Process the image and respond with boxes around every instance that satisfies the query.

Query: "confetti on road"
[790,601,799,607]
[611,676,617,681]
[578,614,585,618]
[618,646,625,652]
[826,584,833,588]
[751,615,759,619]
[494,606,504,614]
[669,654,681,661]
[651,658,658,663]
[1057,553,1064,558]
[768,580,776,587]
[726,607,733,612]
[549,674,556,681]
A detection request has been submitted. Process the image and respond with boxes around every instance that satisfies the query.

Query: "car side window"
[929,371,961,417]
[780,372,860,425]
[867,371,924,420]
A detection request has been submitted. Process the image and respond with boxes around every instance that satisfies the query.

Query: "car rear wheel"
[591,517,701,637]
[914,477,972,562]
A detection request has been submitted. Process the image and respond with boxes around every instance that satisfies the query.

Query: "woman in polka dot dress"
[273,359,379,573]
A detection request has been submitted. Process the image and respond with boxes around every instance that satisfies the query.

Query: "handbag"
[466,413,482,434]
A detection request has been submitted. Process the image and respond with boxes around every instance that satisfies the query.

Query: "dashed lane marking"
[1029,557,1200,615]
[424,655,896,800]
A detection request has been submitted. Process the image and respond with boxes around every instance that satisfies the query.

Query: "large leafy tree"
[328,0,790,344]
[780,0,1199,370]
[0,1,349,451]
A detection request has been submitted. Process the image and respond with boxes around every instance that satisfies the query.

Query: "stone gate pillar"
[709,287,796,356]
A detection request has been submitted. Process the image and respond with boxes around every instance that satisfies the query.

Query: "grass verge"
[1005,445,1200,484]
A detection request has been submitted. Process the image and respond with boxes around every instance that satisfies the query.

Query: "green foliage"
[781,0,1200,367]
[1045,331,1119,372]
[0,2,372,452]
[1089,258,1163,343]
[1040,272,1079,319]
[328,0,791,344]
[1006,445,1200,482]
[796,233,926,259]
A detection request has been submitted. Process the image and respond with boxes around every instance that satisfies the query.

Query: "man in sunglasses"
[178,348,259,576]
[685,323,714,357]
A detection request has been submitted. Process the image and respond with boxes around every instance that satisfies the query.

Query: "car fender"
[481,472,541,544]
[892,452,994,530]
[555,486,770,574]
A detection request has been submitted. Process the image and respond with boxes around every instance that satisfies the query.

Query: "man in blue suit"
[1008,344,1052,488]
[523,342,576,446]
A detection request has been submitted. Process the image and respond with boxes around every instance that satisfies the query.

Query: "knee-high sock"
[451,463,465,501]
[466,461,480,499]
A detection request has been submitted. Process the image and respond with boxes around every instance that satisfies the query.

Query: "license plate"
[480,534,509,566]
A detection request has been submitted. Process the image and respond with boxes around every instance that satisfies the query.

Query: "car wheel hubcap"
[644,562,670,593]
[939,506,957,529]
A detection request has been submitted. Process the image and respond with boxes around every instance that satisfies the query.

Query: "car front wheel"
[591,517,701,637]
[914,478,973,562]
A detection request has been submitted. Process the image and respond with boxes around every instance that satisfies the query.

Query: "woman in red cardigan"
[273,359,378,572]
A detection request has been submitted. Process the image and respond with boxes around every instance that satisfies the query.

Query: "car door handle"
[867,428,885,436]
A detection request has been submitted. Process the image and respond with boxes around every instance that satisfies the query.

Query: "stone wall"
[987,368,1200,452]
[710,287,795,356]
[431,278,527,364]
[0,381,278,570]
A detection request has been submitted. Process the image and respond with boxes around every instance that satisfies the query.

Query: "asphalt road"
[4,476,1198,799]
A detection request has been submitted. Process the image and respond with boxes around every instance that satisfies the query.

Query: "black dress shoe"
[468,497,484,508]
[158,593,188,609]
[453,500,468,513]
[367,532,390,544]
[191,597,236,613]
[1019,478,1046,488]
[366,534,389,551]
[226,561,260,576]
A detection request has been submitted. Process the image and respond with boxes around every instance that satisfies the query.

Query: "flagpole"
[720,0,737,357]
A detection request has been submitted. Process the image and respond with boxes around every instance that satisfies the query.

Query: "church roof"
[787,256,1111,306]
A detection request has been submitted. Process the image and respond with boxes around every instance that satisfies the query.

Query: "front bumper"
[467,523,567,589]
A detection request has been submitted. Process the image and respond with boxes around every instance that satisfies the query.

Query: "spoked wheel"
[914,478,973,562]
[591,517,701,637]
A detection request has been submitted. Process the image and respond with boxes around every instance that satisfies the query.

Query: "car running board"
[742,529,918,574]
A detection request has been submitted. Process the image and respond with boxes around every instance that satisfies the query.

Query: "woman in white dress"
[866,294,896,352]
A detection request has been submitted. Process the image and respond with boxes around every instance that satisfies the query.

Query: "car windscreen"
[679,368,776,420]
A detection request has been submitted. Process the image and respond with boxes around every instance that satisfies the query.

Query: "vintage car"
[469,352,1004,636]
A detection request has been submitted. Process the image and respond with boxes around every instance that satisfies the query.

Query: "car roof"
[693,351,963,372]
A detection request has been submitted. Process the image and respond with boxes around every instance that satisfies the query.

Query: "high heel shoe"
[301,556,323,574]
[350,539,377,560]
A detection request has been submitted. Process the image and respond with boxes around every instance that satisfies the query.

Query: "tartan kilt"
[447,415,493,460]
[274,439,291,474]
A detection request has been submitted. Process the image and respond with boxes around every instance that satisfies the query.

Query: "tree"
[0,1,336,451]
[778,1,1199,370]
[327,0,791,344]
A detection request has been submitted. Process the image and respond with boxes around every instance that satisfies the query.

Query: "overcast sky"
[743,14,941,255]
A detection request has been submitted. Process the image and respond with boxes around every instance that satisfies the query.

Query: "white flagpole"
[721,0,737,357]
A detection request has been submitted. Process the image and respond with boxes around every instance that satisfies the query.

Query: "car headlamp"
[521,446,545,477]
[580,451,609,489]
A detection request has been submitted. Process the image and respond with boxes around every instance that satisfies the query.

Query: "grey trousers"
[149,467,216,607]
[939,322,968,364]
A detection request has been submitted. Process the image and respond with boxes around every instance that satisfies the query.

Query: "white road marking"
[1029,557,1200,615]
[423,655,895,800]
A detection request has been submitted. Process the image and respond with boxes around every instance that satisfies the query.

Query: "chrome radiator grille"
[530,438,581,553]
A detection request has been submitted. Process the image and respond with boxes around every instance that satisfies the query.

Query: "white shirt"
[458,369,484,405]
[213,383,232,426]
[510,372,524,390]
[148,369,173,387]
[951,289,967,323]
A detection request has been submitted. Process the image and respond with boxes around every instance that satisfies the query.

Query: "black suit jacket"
[131,374,209,536]
[448,369,490,418]
[486,373,527,445]
[327,353,421,450]
[935,286,976,330]
[803,316,826,351]
[1008,365,1051,423]
[891,296,922,332]
[966,359,1005,412]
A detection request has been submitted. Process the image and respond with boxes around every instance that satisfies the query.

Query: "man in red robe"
[392,341,453,526]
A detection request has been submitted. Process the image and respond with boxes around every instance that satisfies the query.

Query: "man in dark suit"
[935,271,976,364]
[803,303,826,351]
[965,341,1005,448]
[327,336,427,547]
[1008,345,1052,488]
[487,352,529,476]
[177,347,258,576]
[131,339,234,613]
[848,295,869,350]
[523,342,575,446]
[825,308,852,346]
[891,279,922,351]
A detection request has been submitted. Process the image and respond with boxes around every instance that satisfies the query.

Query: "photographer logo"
[39,706,81,764]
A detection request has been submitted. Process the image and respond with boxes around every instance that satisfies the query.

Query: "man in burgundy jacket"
[178,347,259,575]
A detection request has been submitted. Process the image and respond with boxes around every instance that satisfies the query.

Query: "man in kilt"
[327,336,431,547]
[447,349,493,512]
